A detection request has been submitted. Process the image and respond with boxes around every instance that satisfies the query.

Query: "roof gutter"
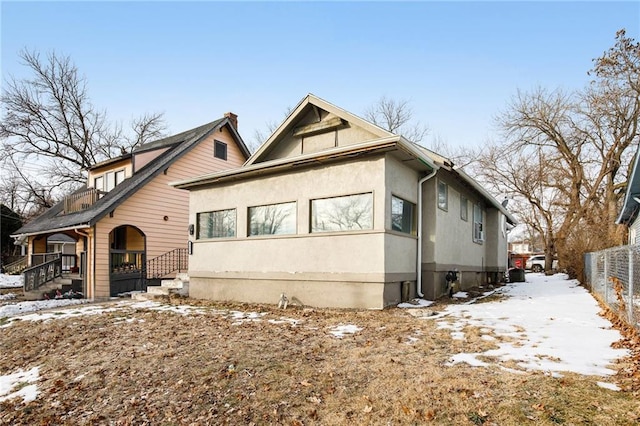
[454,167,517,225]
[171,136,403,190]
[11,224,91,241]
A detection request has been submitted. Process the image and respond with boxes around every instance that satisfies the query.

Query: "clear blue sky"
[2,1,639,150]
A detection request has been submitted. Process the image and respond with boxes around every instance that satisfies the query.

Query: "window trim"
[94,176,104,191]
[93,168,126,192]
[437,180,448,211]
[473,203,484,244]
[196,208,237,239]
[391,194,416,235]
[214,140,228,161]
[460,196,468,222]
[248,201,297,236]
[310,192,374,233]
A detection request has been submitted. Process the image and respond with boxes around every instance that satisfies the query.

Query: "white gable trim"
[246,94,394,166]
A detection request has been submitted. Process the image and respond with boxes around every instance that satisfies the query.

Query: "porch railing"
[31,252,77,273]
[146,248,188,280]
[110,250,145,275]
[63,187,105,214]
[23,255,62,292]
[3,256,28,275]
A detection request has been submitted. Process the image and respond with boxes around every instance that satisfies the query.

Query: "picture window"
[196,208,236,239]
[311,193,373,233]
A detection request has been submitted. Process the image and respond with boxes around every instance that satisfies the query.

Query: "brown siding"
[92,125,246,298]
[134,147,170,172]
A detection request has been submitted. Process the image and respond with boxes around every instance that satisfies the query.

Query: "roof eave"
[11,223,91,240]
[454,167,518,225]
[172,136,410,190]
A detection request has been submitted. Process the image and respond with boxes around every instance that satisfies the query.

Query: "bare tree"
[364,96,429,145]
[250,106,294,153]
[474,30,640,278]
[0,49,166,212]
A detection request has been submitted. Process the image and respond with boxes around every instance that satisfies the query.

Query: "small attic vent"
[293,117,345,138]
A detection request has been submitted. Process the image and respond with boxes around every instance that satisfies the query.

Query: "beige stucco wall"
[188,155,397,308]
[420,169,508,299]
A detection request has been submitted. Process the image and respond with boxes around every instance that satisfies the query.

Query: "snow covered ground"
[0,274,23,289]
[430,273,629,389]
[0,272,631,402]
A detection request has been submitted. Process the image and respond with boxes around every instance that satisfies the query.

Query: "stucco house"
[616,147,640,242]
[172,95,516,308]
[11,114,249,298]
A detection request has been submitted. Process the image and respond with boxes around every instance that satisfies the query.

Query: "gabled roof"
[616,149,640,225]
[12,117,249,238]
[246,93,393,166]
[172,94,517,226]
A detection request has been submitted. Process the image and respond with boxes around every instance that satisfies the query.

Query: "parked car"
[525,255,558,272]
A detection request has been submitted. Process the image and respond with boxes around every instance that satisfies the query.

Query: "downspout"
[417,168,438,298]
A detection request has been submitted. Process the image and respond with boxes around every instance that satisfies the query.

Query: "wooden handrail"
[23,255,62,292]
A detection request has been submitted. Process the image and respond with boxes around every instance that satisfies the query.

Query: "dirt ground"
[1,293,639,425]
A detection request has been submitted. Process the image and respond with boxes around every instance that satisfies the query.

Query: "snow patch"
[329,324,362,338]
[397,298,434,308]
[597,381,620,391]
[0,366,40,403]
[439,273,628,377]
[0,274,23,289]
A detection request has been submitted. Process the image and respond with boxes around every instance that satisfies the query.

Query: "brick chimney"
[224,112,238,129]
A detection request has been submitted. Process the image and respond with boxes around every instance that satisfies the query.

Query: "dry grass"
[1,296,639,425]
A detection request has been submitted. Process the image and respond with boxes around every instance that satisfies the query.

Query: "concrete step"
[147,286,171,296]
[176,272,189,282]
[160,279,184,289]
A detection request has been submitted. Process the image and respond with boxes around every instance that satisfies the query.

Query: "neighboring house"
[11,114,250,298]
[616,148,640,243]
[509,240,532,254]
[172,94,516,308]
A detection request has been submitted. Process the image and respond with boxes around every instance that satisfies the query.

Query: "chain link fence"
[584,245,640,331]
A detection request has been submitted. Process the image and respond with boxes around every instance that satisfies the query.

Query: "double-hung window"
[473,203,484,243]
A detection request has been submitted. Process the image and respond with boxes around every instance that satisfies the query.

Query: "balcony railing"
[63,187,105,214]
